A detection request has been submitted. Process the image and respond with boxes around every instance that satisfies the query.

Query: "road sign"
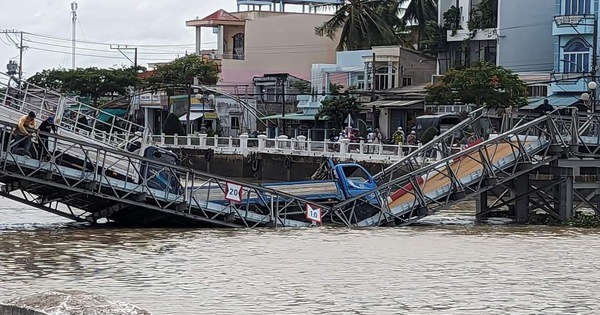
[305,204,322,224]
[225,182,243,203]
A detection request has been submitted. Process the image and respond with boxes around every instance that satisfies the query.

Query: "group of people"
[11,111,57,160]
[391,127,418,146]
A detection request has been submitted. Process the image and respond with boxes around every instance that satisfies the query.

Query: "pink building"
[185,9,338,87]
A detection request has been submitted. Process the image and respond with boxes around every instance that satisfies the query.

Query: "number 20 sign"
[225,182,243,203]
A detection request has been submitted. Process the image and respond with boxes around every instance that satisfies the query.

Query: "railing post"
[277,135,288,150]
[174,133,178,145]
[258,134,267,151]
[160,133,165,145]
[187,134,191,146]
[339,138,350,155]
[359,140,364,154]
[240,133,249,154]
[228,136,233,148]
[199,133,207,148]
[297,135,307,150]
[213,135,218,148]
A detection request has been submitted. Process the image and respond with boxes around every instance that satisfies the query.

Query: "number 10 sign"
[305,204,322,224]
[225,182,243,203]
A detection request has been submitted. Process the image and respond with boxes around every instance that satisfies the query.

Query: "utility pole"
[371,52,376,101]
[18,32,23,82]
[371,52,378,129]
[110,45,140,122]
[592,15,598,113]
[109,45,139,68]
[71,1,78,69]
[0,30,26,82]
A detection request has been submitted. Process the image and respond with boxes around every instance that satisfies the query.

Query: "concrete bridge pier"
[553,166,574,221]
[512,173,530,223]
[475,190,489,221]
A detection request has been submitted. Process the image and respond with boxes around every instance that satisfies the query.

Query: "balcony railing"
[554,14,589,25]
[205,50,245,60]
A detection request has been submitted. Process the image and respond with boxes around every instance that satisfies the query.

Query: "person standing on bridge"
[11,111,36,156]
[37,116,57,161]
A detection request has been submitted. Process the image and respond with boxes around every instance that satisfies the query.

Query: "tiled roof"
[201,9,241,22]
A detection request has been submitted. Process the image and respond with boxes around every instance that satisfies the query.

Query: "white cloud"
[0,0,238,77]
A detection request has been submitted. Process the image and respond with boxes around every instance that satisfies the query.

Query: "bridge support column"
[513,174,530,223]
[475,191,488,221]
[554,167,574,221]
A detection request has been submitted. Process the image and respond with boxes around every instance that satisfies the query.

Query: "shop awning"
[521,94,581,110]
[179,112,204,121]
[362,99,423,109]
[260,113,320,121]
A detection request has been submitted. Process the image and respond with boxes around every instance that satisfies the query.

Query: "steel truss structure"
[330,112,591,227]
[0,120,338,228]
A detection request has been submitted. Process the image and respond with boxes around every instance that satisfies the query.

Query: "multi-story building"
[311,46,437,137]
[185,1,340,87]
[541,0,598,109]
[437,0,555,95]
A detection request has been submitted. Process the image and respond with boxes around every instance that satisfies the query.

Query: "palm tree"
[400,0,438,50]
[315,0,402,51]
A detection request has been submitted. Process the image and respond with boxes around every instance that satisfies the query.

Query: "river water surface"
[1,198,600,314]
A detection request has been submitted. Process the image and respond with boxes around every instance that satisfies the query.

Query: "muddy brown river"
[1,198,599,314]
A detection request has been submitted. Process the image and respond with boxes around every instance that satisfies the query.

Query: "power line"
[24,39,186,56]
[27,46,175,62]
[24,32,197,48]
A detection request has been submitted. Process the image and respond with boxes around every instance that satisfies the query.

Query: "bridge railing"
[0,120,339,227]
[149,133,459,162]
[0,73,146,150]
[332,114,559,227]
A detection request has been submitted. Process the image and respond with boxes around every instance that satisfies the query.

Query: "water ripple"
[2,209,600,314]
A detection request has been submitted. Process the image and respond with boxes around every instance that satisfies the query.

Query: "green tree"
[146,54,220,134]
[425,61,528,108]
[421,21,448,50]
[400,0,438,50]
[162,113,186,136]
[290,80,311,93]
[27,67,142,106]
[316,96,360,129]
[315,0,401,51]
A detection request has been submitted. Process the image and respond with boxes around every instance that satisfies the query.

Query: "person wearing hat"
[407,130,417,146]
[37,116,57,161]
[11,111,36,156]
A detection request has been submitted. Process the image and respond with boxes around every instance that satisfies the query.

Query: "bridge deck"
[0,152,312,228]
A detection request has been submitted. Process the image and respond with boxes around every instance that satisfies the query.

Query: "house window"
[375,67,396,90]
[562,38,590,73]
[402,77,413,87]
[233,33,245,60]
[484,45,497,63]
[527,85,549,98]
[231,117,241,130]
[355,74,365,90]
[565,0,591,15]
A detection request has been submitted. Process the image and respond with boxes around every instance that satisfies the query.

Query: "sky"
[0,0,241,78]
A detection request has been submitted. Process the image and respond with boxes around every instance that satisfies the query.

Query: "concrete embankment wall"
[172,148,393,181]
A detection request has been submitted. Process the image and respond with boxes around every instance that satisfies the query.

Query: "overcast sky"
[0,0,243,78]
